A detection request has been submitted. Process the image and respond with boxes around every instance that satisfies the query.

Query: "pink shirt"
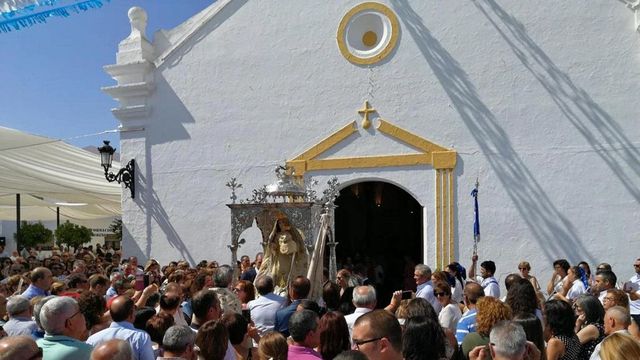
[288,345,323,360]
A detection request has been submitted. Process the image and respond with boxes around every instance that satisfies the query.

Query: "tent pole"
[16,194,20,251]
[57,207,60,229]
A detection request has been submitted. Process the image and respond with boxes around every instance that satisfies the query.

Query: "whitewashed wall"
[113,0,640,291]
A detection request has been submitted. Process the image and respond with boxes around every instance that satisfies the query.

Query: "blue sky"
[1,0,213,149]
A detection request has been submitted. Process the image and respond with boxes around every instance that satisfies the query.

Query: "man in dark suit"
[274,276,311,337]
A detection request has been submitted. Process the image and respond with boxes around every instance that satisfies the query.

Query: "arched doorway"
[334,181,423,301]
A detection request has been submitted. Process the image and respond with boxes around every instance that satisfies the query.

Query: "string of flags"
[0,0,110,33]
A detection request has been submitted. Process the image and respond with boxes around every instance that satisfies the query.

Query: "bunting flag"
[0,0,109,33]
[471,180,480,254]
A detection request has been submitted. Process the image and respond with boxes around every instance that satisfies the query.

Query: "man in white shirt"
[414,264,441,313]
[469,255,500,298]
[344,285,376,341]
[624,258,640,316]
[248,275,285,335]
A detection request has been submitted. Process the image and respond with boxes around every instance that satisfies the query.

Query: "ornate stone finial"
[358,101,376,129]
[226,178,243,204]
[127,7,148,40]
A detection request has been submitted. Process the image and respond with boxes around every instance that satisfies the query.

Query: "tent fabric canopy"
[0,126,122,220]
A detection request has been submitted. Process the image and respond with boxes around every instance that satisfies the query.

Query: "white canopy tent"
[0,126,122,221]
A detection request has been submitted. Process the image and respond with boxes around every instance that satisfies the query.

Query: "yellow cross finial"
[358,101,375,129]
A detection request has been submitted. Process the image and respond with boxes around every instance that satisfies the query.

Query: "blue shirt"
[4,316,38,337]
[416,281,442,313]
[274,300,301,337]
[21,284,49,300]
[455,308,477,343]
[37,334,93,360]
[86,321,155,360]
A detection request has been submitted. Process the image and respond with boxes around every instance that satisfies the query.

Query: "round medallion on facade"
[337,2,400,65]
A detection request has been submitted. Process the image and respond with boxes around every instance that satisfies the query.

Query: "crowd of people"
[0,242,638,360]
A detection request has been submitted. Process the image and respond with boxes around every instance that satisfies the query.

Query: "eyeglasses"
[233,287,244,293]
[603,297,615,302]
[634,264,640,268]
[65,309,82,323]
[26,347,43,360]
[434,292,447,297]
[352,337,383,349]
[518,267,529,270]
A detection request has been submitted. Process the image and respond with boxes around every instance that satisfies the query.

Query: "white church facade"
[104,1,640,284]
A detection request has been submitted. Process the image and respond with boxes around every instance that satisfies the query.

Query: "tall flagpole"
[471,179,480,256]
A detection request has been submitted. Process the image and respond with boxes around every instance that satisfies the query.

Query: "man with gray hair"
[158,325,197,360]
[589,306,632,360]
[288,310,322,360]
[414,264,441,313]
[90,339,133,360]
[4,295,37,336]
[211,264,241,315]
[469,320,540,360]
[37,296,92,359]
[344,285,376,341]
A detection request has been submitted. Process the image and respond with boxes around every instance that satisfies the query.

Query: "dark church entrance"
[334,181,423,304]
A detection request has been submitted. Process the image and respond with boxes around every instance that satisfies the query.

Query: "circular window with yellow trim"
[337,2,400,65]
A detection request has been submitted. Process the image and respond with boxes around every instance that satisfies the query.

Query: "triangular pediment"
[286,104,456,176]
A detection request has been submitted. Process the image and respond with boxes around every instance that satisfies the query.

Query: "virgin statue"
[255,216,309,295]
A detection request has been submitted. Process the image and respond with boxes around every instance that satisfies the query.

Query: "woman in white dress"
[435,281,462,332]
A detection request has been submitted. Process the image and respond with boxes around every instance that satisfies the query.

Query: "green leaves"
[54,221,93,250]
[14,221,53,248]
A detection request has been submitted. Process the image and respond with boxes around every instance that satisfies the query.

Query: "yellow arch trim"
[285,107,457,268]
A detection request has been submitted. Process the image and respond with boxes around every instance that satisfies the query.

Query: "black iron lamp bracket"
[103,159,135,198]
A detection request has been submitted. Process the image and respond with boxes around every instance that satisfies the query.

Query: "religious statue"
[255,216,309,295]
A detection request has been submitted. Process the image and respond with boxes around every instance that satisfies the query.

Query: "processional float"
[225,166,340,299]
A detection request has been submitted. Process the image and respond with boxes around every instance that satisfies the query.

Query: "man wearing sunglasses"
[0,335,42,360]
[37,296,92,359]
[625,258,640,321]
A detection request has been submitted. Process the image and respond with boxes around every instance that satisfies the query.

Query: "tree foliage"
[14,221,53,248]
[54,221,93,250]
[109,217,122,241]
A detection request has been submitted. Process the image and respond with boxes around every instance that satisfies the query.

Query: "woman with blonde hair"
[461,296,513,359]
[599,332,640,360]
[258,331,288,360]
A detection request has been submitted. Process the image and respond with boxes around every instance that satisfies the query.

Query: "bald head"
[0,335,40,360]
[110,295,135,323]
[90,339,133,360]
[464,282,485,306]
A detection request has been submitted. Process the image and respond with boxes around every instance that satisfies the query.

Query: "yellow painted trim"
[377,120,448,153]
[432,151,457,169]
[292,122,357,161]
[435,169,442,270]
[336,2,400,65]
[306,154,431,171]
[448,169,454,264]
[284,103,459,268]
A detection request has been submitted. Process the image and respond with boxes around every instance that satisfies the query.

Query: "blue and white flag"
[471,181,480,244]
[1,0,109,33]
